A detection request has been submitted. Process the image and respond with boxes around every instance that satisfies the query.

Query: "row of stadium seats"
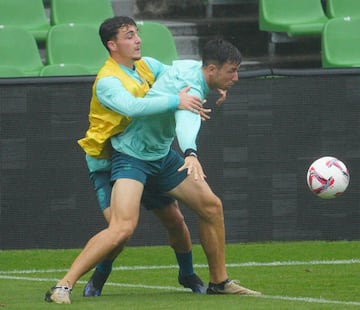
[0,22,178,77]
[0,0,114,43]
[259,0,360,68]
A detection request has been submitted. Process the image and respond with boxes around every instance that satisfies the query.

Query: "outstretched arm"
[97,77,203,117]
[175,90,206,181]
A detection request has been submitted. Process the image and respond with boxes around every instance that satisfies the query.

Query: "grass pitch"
[0,241,359,309]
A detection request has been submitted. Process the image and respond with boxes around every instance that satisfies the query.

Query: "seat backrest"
[46,24,108,74]
[0,66,25,78]
[259,0,328,35]
[326,0,360,18]
[0,26,44,76]
[137,21,178,65]
[40,64,92,76]
[322,17,360,67]
[0,0,50,42]
[50,0,114,26]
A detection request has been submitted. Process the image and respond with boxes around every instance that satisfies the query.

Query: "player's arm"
[96,77,203,117]
[143,57,206,113]
[176,109,206,181]
[175,86,207,181]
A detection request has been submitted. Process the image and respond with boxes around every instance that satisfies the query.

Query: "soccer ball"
[306,156,350,199]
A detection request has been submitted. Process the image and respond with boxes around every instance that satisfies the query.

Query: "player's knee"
[160,206,186,231]
[108,221,136,247]
[165,213,186,232]
[202,196,223,222]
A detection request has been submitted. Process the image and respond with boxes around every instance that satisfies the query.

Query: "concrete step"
[160,16,322,69]
[174,35,200,60]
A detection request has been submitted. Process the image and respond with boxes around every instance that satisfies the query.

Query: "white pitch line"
[0,259,359,274]
[258,295,360,307]
[0,275,359,307]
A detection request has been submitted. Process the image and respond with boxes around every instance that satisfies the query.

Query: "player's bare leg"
[45,179,143,304]
[152,203,206,293]
[168,177,261,295]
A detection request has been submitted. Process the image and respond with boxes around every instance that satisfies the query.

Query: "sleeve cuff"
[169,95,180,110]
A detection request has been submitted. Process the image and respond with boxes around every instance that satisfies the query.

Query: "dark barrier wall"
[1,72,360,249]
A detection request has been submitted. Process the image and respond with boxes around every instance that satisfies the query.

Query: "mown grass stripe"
[1,275,359,306]
[1,258,359,274]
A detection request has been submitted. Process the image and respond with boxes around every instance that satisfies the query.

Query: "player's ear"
[205,63,218,75]
[107,40,116,51]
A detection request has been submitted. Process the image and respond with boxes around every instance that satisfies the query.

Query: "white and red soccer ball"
[306,156,350,199]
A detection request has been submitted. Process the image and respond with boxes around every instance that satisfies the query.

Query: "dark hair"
[202,39,242,67]
[99,16,137,51]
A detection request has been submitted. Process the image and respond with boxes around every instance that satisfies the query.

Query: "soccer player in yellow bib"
[45,16,261,304]
[77,16,207,297]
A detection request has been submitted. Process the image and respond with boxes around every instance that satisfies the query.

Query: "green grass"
[0,241,359,309]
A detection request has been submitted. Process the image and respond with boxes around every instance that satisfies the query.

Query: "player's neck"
[111,54,135,69]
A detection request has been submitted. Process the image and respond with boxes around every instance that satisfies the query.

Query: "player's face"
[212,62,240,90]
[108,25,142,63]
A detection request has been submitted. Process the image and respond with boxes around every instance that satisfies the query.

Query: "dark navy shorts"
[111,149,187,192]
[90,149,186,211]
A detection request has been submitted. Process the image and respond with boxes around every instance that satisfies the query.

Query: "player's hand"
[215,89,227,106]
[199,101,211,121]
[178,156,206,181]
[178,86,204,113]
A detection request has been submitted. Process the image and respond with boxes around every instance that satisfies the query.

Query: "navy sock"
[95,259,113,276]
[175,251,194,276]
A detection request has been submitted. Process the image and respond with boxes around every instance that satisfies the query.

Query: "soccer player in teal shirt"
[46,37,261,303]
[80,17,209,297]
[107,39,261,295]
[83,56,209,297]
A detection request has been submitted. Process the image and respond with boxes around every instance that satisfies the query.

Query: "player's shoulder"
[172,59,201,68]
[141,56,162,68]
[171,60,202,80]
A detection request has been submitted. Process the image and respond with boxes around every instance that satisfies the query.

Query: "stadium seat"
[326,0,360,18]
[0,26,44,77]
[50,0,114,26]
[0,0,50,42]
[321,17,360,68]
[137,21,178,65]
[259,0,328,36]
[259,0,328,54]
[40,64,93,76]
[0,66,25,78]
[46,24,108,74]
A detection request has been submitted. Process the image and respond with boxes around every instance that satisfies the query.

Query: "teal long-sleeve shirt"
[96,57,179,117]
[110,60,209,161]
[86,56,180,172]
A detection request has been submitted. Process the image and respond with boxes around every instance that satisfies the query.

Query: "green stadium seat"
[0,0,50,42]
[40,64,93,76]
[259,0,328,54]
[321,17,360,68]
[137,21,178,65]
[46,24,108,74]
[0,66,25,78]
[0,26,44,76]
[50,0,114,26]
[259,0,328,36]
[326,0,360,18]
